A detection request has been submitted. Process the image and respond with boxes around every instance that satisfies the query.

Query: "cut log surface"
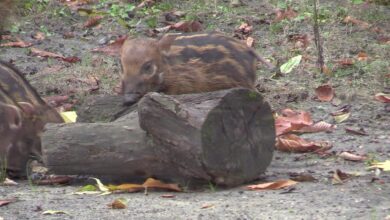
[42,88,275,187]
[138,88,275,185]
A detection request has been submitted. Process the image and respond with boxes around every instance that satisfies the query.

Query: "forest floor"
[0,0,389,219]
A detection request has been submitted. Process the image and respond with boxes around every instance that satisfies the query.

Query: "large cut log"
[42,88,275,186]
[76,95,135,123]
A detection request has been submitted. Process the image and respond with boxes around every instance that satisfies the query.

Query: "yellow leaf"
[60,111,77,123]
[246,179,298,190]
[333,112,350,123]
[369,160,390,171]
[91,178,109,192]
[42,210,69,215]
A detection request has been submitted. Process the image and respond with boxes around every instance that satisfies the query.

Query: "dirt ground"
[0,0,389,219]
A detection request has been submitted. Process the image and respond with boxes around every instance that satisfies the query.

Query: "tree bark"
[42,88,275,186]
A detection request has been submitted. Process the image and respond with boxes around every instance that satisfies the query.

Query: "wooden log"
[138,88,275,185]
[42,88,275,186]
[76,95,135,123]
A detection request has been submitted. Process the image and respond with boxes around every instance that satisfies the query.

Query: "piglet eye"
[141,61,154,74]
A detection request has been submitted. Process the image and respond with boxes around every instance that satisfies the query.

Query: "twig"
[313,0,324,74]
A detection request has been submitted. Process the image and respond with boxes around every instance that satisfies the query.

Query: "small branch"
[313,0,325,74]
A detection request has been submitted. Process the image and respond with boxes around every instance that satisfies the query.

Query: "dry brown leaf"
[44,95,69,108]
[91,35,128,56]
[247,179,298,190]
[288,34,310,49]
[315,84,334,102]
[137,0,155,8]
[30,47,64,59]
[142,178,182,192]
[332,169,351,185]
[201,204,215,209]
[237,23,253,35]
[374,93,390,103]
[83,16,103,28]
[161,194,175,198]
[171,21,203,32]
[339,151,367,162]
[289,173,317,182]
[0,198,16,207]
[0,40,32,48]
[357,52,368,61]
[336,58,354,66]
[274,7,298,22]
[275,108,313,136]
[33,32,45,41]
[246,37,254,47]
[108,199,127,209]
[343,16,370,28]
[34,176,73,185]
[276,134,332,153]
[345,127,368,136]
[297,121,336,133]
[109,183,144,192]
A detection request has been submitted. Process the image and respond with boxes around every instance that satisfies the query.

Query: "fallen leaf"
[297,121,336,133]
[345,127,368,136]
[171,21,203,32]
[339,151,367,161]
[374,93,390,103]
[32,32,45,41]
[0,40,32,48]
[91,35,128,56]
[108,198,127,209]
[357,52,368,61]
[315,84,334,102]
[377,35,390,44]
[142,178,182,192]
[161,194,175,198]
[288,34,310,49]
[79,184,97,192]
[91,178,109,192]
[247,179,298,190]
[332,169,351,185]
[83,15,103,28]
[274,7,298,22]
[108,183,144,193]
[62,56,81,63]
[137,0,155,8]
[60,0,91,11]
[0,198,16,207]
[289,173,317,182]
[34,176,73,185]
[280,55,302,74]
[276,134,332,153]
[369,160,390,171]
[42,210,69,215]
[343,16,369,28]
[333,112,350,123]
[201,204,214,209]
[237,23,253,35]
[60,111,78,123]
[246,37,254,47]
[336,58,354,66]
[31,47,64,59]
[275,108,313,136]
[2,178,18,186]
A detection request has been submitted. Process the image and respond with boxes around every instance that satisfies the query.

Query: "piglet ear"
[158,34,177,54]
[2,103,22,130]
